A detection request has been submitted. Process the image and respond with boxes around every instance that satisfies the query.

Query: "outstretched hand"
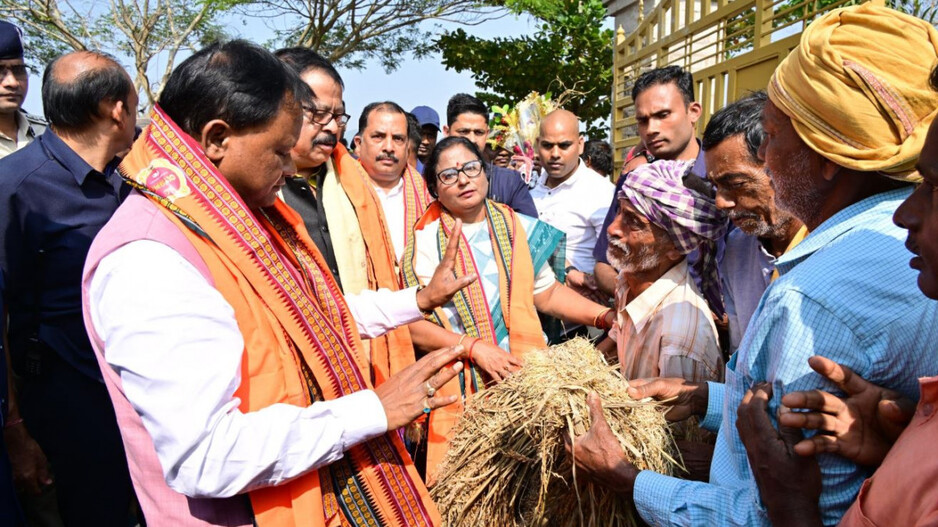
[736,383,823,527]
[564,392,638,496]
[469,340,522,383]
[416,219,477,312]
[566,269,608,305]
[374,344,465,431]
[778,355,914,467]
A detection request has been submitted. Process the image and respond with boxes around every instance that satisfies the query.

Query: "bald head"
[42,50,135,132]
[50,51,117,83]
[537,109,585,185]
[539,109,579,136]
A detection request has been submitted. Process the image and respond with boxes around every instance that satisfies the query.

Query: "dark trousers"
[18,351,135,527]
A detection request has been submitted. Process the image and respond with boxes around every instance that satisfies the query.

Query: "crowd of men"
[1,2,937,525]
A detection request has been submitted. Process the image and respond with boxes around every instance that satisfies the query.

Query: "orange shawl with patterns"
[401,164,433,252]
[120,106,439,527]
[331,143,416,385]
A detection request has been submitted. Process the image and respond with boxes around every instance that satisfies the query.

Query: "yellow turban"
[767,3,938,182]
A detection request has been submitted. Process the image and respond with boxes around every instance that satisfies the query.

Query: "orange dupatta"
[401,163,433,251]
[120,107,439,527]
[401,200,545,481]
[330,143,417,385]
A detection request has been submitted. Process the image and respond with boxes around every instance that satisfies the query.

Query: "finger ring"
[423,397,432,415]
[426,381,436,397]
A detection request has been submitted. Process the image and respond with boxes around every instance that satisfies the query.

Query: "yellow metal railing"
[611,0,880,168]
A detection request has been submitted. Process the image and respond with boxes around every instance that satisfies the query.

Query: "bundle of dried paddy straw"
[430,338,681,526]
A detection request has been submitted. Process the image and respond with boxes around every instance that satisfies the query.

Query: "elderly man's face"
[758,100,825,226]
[606,197,674,274]
[706,134,794,238]
[894,119,938,300]
[292,69,343,170]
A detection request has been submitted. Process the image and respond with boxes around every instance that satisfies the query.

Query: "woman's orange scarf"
[401,199,545,481]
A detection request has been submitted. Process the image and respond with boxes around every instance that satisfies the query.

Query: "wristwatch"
[415,284,434,317]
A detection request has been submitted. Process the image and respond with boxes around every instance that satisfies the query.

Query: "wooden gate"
[611,0,880,167]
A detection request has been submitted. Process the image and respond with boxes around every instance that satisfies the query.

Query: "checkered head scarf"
[620,159,728,314]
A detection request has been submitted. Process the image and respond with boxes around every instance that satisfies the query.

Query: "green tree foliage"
[0,0,233,110]
[436,0,614,136]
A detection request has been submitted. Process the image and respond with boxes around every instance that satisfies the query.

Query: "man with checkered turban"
[598,159,725,385]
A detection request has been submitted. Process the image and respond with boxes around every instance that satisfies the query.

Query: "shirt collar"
[623,259,689,332]
[40,129,119,186]
[0,111,30,144]
[688,138,707,179]
[374,176,404,197]
[536,159,586,190]
[774,187,912,276]
[755,236,777,263]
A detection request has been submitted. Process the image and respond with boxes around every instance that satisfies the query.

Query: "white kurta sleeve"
[345,287,422,339]
[88,240,388,498]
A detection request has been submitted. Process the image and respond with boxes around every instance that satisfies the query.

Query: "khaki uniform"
[0,110,45,159]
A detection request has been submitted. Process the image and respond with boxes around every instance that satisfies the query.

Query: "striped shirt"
[610,259,723,382]
[633,188,938,526]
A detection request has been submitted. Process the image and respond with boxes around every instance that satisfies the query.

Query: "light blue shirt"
[633,188,938,526]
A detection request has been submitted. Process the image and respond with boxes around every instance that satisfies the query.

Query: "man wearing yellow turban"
[567,4,938,526]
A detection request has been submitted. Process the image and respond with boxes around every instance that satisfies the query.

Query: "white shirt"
[372,178,405,262]
[88,240,423,498]
[529,160,614,272]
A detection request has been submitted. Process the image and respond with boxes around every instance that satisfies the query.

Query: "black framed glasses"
[305,106,351,126]
[437,160,484,186]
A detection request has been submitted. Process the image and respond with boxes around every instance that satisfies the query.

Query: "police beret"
[0,21,24,61]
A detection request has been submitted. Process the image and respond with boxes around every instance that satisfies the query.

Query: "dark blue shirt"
[0,270,6,422]
[0,270,19,527]
[486,163,537,217]
[0,129,127,381]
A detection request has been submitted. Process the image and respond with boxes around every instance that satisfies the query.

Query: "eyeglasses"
[0,64,28,77]
[305,106,351,126]
[437,159,484,186]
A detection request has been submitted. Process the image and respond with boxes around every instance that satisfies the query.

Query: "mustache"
[608,237,631,254]
[376,153,399,163]
[313,133,337,147]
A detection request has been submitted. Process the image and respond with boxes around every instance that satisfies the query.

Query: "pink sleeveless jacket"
[81,192,253,526]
